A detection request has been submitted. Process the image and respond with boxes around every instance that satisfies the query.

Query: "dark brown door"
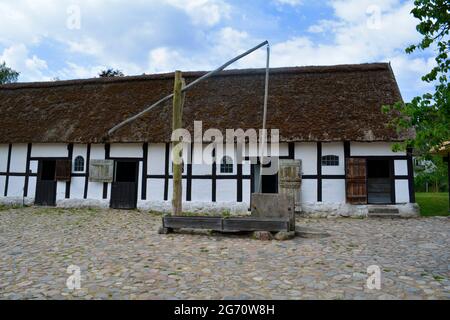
[367,159,393,204]
[35,160,57,206]
[110,161,138,209]
[346,158,367,204]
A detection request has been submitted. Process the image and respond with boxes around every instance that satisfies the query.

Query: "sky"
[0,0,437,102]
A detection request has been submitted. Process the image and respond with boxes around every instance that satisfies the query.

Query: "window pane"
[321,155,339,166]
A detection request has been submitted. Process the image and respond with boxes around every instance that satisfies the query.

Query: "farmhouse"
[0,63,418,217]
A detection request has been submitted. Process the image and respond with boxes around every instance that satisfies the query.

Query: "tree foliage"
[0,62,20,84]
[383,0,450,155]
[414,156,448,192]
[99,68,124,78]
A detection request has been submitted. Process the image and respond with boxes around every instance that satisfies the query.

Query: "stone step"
[368,207,399,214]
[368,212,401,219]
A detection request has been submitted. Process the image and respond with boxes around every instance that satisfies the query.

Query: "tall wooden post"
[172,71,185,216]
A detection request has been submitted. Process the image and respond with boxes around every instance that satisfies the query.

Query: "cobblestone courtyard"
[0,207,448,300]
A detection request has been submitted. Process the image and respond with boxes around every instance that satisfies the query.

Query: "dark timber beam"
[4,144,12,197]
[142,143,148,200]
[407,147,415,203]
[83,144,91,199]
[65,143,73,199]
[317,142,322,202]
[103,143,110,199]
[23,143,32,198]
[164,143,170,201]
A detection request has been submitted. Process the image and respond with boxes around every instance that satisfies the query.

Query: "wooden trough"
[160,215,291,234]
[159,194,296,235]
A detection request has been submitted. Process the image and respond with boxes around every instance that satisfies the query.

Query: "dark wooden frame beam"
[317,142,322,202]
[65,143,73,199]
[83,144,91,199]
[23,143,32,198]
[142,143,148,200]
[4,144,12,197]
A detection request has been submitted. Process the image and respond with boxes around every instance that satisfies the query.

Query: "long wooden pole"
[172,71,185,216]
[108,41,269,137]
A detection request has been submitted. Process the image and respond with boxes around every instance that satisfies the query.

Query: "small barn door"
[110,161,138,209]
[35,160,57,206]
[346,158,367,204]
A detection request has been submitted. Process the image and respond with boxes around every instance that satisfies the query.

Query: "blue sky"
[0,0,436,101]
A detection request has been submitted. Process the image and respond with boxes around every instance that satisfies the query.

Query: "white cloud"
[165,0,231,26]
[0,43,49,81]
[273,0,302,7]
[65,37,104,56]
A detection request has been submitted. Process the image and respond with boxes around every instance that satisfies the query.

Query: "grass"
[416,192,449,217]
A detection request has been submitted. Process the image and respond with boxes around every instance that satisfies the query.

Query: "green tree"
[415,156,449,192]
[99,68,124,78]
[0,62,19,84]
[383,0,450,155]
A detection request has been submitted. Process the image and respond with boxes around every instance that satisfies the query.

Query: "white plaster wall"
[30,160,38,174]
[28,177,36,199]
[0,176,5,195]
[148,144,166,175]
[7,176,25,197]
[31,143,68,158]
[216,180,237,202]
[0,144,8,172]
[90,144,105,160]
[56,181,66,200]
[243,160,251,175]
[10,144,27,172]
[72,144,87,173]
[192,144,212,175]
[243,180,251,204]
[351,142,406,156]
[191,179,212,201]
[147,179,165,201]
[322,179,346,203]
[395,180,410,203]
[295,143,317,175]
[87,182,104,200]
[300,179,317,203]
[110,143,143,158]
[322,142,345,175]
[394,160,408,176]
[71,177,85,199]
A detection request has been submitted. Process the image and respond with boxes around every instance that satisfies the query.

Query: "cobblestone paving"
[0,207,448,300]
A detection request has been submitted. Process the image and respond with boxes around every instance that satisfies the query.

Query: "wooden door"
[346,158,367,204]
[111,182,137,209]
[110,161,138,209]
[35,160,57,206]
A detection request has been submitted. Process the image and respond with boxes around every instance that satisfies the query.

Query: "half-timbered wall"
[0,141,414,209]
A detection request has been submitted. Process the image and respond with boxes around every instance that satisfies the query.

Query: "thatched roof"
[0,63,409,143]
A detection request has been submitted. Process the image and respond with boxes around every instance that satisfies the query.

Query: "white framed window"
[321,155,339,166]
[220,156,234,174]
[74,156,85,172]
